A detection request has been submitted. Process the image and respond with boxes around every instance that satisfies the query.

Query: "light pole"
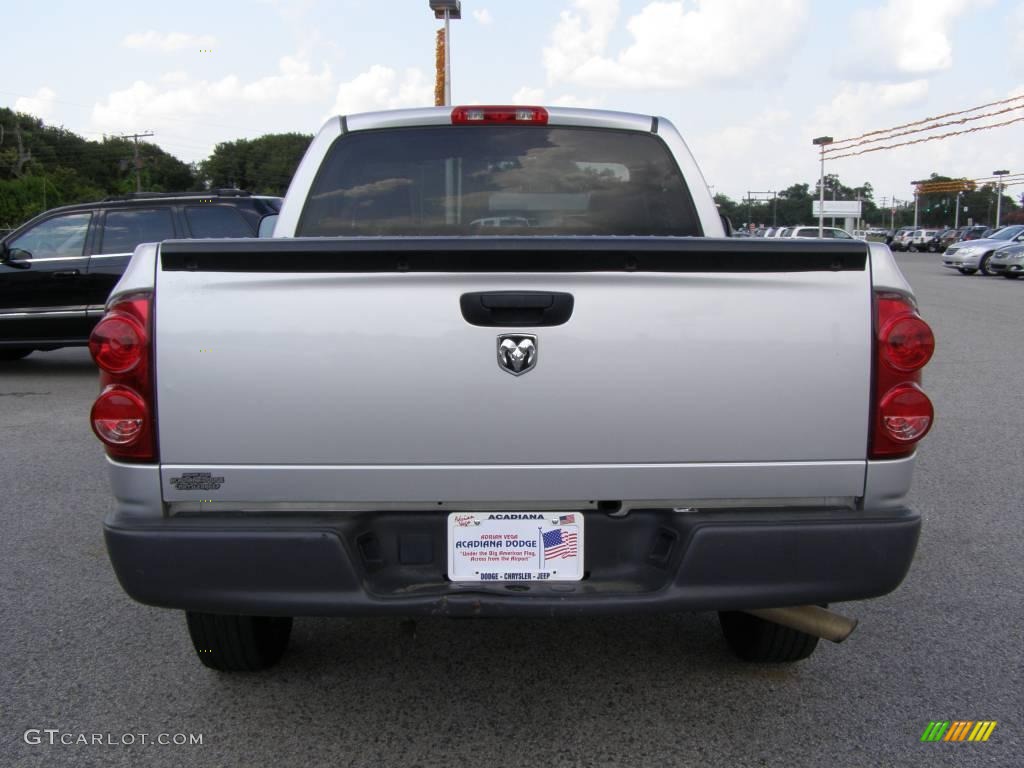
[954,190,963,230]
[812,136,833,237]
[910,180,926,228]
[993,169,1009,228]
[429,0,461,106]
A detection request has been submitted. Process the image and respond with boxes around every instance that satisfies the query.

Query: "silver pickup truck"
[89,106,935,671]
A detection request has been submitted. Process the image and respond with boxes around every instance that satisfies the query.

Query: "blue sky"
[2,0,1022,206]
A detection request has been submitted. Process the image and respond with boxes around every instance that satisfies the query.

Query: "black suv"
[0,190,280,360]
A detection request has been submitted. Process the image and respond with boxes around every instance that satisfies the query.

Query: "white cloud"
[511,86,603,109]
[837,0,993,80]
[511,86,546,104]
[543,0,808,89]
[14,87,58,121]
[241,55,332,103]
[695,109,800,194]
[472,8,493,24]
[328,66,432,115]
[811,80,930,139]
[544,0,620,85]
[122,31,217,52]
[1011,3,1024,73]
[92,55,335,132]
[93,80,202,129]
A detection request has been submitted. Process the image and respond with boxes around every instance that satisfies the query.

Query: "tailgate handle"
[460,291,574,327]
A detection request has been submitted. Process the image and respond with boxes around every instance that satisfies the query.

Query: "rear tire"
[185,612,293,671]
[0,348,32,361]
[718,610,820,663]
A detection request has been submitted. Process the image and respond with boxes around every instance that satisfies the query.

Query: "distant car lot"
[0,252,1019,768]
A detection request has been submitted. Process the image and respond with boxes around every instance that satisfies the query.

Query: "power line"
[823,115,1024,160]
[828,94,1024,148]
[824,102,1024,156]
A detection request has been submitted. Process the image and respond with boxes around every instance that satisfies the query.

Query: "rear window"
[298,126,701,236]
[100,209,175,254]
[185,205,255,238]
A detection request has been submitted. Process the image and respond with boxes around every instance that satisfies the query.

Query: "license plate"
[447,512,584,582]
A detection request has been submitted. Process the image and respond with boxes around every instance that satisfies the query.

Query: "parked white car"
[785,226,856,239]
[908,229,942,252]
[892,229,916,251]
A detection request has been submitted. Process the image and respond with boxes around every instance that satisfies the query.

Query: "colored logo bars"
[920,721,997,742]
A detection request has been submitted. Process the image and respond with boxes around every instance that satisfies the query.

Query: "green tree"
[0,108,200,225]
[200,133,312,194]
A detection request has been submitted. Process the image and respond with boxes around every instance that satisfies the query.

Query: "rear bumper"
[104,506,920,617]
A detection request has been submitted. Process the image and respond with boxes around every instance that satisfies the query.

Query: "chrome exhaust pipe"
[745,605,858,643]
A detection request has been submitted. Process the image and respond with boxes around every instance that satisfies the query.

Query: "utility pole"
[812,136,833,237]
[119,131,154,192]
[993,169,1009,228]
[911,181,924,228]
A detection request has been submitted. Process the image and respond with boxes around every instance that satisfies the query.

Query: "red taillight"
[871,291,935,458]
[878,383,933,444]
[451,106,549,125]
[879,313,935,372]
[89,292,156,462]
[89,312,146,373]
[91,386,149,445]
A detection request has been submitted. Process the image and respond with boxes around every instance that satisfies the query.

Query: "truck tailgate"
[154,237,872,502]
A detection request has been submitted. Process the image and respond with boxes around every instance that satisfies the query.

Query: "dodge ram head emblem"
[497,334,538,376]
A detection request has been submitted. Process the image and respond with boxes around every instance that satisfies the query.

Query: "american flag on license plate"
[542,528,578,559]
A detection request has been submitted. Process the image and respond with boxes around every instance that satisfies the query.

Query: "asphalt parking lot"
[1,251,1021,768]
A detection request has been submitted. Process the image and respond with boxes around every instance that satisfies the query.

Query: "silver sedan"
[988,243,1024,279]
[942,225,1024,275]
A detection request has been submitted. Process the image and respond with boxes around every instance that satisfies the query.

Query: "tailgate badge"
[497,334,537,376]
